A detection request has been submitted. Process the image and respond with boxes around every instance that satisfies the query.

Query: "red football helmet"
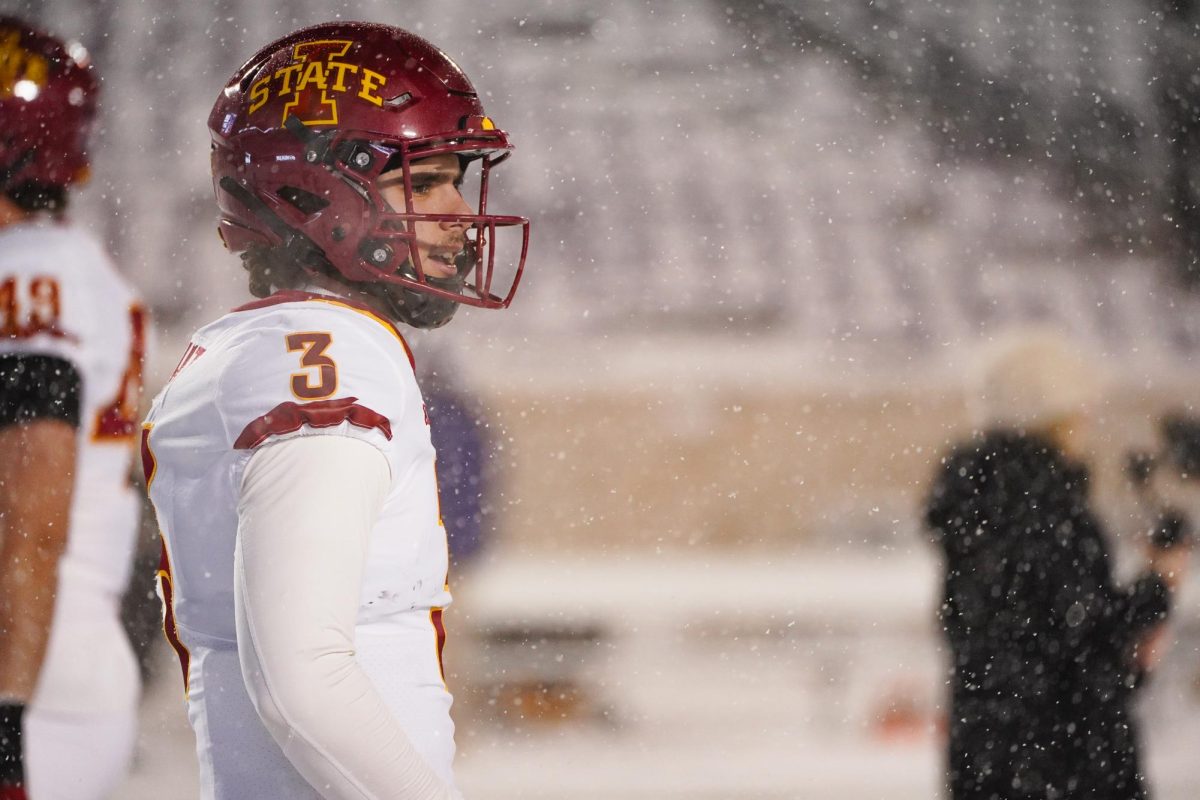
[209,21,529,328]
[0,17,98,191]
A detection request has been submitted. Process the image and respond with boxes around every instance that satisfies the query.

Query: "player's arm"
[235,435,457,800]
[0,354,81,791]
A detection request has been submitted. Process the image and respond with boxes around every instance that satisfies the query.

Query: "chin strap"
[362,279,461,330]
[222,172,466,329]
[358,240,476,329]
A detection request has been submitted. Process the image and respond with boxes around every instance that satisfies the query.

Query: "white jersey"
[142,290,454,798]
[0,218,144,716]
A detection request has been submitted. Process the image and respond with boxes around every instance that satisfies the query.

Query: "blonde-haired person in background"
[968,326,1103,459]
[925,327,1190,800]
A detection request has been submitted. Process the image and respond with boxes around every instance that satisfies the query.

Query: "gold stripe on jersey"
[139,423,157,487]
[304,296,415,368]
[156,538,192,699]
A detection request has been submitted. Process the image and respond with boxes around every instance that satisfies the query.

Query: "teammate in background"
[0,17,145,800]
[140,22,528,799]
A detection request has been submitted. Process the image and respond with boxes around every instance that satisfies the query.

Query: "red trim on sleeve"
[91,304,148,440]
[231,290,414,369]
[233,396,393,450]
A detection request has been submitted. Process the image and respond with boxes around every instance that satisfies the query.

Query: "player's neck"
[301,272,396,322]
[0,198,31,229]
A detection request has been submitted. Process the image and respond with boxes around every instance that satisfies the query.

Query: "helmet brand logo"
[247,39,388,126]
[0,29,49,97]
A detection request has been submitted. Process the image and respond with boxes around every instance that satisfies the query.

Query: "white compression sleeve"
[235,435,457,800]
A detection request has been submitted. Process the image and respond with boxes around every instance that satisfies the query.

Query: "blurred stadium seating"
[9,0,1200,796]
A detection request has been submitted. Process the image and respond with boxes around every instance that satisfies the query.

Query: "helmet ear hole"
[277,185,329,216]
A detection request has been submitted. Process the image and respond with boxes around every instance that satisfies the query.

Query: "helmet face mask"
[0,17,98,197]
[209,22,529,327]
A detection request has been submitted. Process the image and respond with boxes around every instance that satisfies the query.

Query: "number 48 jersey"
[0,219,145,716]
[141,290,455,797]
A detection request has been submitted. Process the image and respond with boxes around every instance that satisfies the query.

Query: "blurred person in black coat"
[925,329,1191,800]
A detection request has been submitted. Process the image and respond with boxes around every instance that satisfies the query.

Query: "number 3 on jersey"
[286,332,337,400]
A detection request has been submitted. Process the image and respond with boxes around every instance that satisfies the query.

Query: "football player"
[140,22,528,799]
[0,16,145,800]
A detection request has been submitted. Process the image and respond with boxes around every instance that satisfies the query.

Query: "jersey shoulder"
[212,293,420,455]
[0,221,132,290]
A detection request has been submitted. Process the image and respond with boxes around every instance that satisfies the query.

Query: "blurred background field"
[5,0,1200,796]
